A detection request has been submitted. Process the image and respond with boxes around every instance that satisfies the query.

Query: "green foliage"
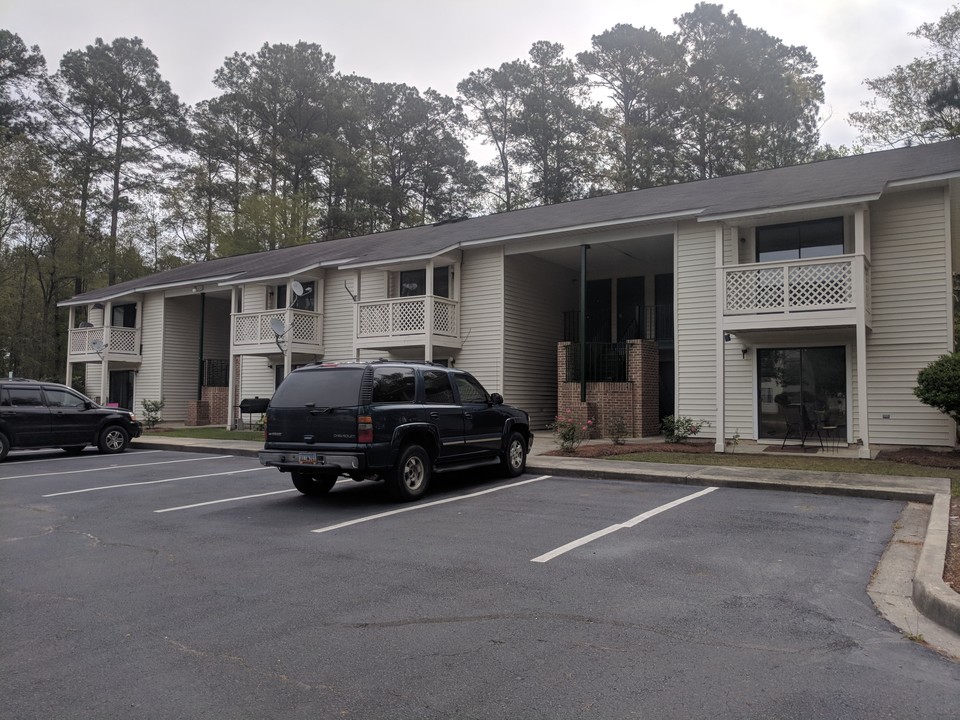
[661,415,709,443]
[914,352,960,423]
[141,398,165,429]
[608,416,628,445]
[549,414,594,452]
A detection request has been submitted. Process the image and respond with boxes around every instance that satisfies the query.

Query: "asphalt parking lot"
[2,448,959,719]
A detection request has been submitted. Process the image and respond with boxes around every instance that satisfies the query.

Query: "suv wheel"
[98,425,129,454]
[0,432,8,462]
[387,444,431,502]
[501,431,527,477]
[291,471,337,496]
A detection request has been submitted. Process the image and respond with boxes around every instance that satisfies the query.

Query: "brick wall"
[186,400,209,426]
[202,386,228,425]
[556,340,660,439]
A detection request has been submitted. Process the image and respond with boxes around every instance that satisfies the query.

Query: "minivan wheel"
[0,432,8,462]
[387,444,431,502]
[98,425,129,454]
[501,431,527,478]
[291,471,337,496]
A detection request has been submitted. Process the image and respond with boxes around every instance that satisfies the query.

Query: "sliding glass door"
[757,347,846,439]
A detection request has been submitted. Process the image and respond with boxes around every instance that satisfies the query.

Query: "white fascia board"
[217,263,324,286]
[886,171,960,188]
[696,195,881,223]
[57,290,142,307]
[337,246,460,270]
[459,210,704,249]
[58,272,242,306]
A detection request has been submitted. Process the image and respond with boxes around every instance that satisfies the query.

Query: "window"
[6,387,43,406]
[422,369,454,403]
[111,303,137,328]
[398,267,450,298]
[757,347,846,439]
[43,387,87,408]
[756,218,844,263]
[455,374,488,405]
[372,367,416,403]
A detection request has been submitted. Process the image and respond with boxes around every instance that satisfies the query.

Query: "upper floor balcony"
[67,325,141,363]
[231,308,323,356]
[722,254,870,331]
[356,295,461,350]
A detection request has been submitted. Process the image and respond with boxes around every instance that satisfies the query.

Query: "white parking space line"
[311,475,553,534]
[531,486,718,563]
[155,488,301,512]
[2,449,162,464]
[42,467,262,496]
[3,455,233,480]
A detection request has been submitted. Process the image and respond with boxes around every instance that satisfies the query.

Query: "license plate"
[298,452,318,465]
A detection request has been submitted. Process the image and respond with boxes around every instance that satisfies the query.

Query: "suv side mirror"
[490,393,504,405]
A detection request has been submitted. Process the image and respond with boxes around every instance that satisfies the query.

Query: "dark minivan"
[258,361,532,501]
[0,379,142,461]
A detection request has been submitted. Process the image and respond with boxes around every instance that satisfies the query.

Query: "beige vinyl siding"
[676,221,717,435]
[454,246,505,393]
[161,295,201,421]
[322,268,358,361]
[133,293,164,413]
[503,254,577,428]
[866,188,954,447]
[360,269,388,300]
[723,343,753,440]
[82,305,105,398]
[238,356,275,400]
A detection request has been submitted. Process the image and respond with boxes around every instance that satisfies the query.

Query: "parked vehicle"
[0,379,142,461]
[259,361,533,501]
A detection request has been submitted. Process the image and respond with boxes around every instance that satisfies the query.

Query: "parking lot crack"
[163,637,316,692]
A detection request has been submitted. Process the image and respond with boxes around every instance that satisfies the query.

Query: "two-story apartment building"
[59,141,960,457]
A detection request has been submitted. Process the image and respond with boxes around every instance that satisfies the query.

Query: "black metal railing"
[564,342,628,382]
[563,305,673,344]
[203,358,229,387]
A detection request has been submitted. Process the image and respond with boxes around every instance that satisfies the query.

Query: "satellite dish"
[291,280,304,296]
[91,339,105,353]
[269,318,286,336]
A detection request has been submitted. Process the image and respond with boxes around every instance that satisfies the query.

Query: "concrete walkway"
[131,433,960,659]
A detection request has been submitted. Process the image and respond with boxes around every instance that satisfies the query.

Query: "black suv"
[259,361,533,501]
[0,379,142,461]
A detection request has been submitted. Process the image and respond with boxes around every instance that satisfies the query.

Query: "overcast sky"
[4,0,953,150]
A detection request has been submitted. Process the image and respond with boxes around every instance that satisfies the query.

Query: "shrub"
[661,415,709,443]
[608,416,628,445]
[141,398,165,429]
[915,352,960,423]
[549,414,593,452]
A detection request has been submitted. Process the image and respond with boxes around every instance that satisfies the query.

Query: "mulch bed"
[542,440,713,458]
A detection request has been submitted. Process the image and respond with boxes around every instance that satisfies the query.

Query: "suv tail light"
[357,415,373,443]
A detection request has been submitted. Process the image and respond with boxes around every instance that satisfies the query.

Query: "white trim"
[715,226,726,452]
[886,171,960,188]
[697,194,881,223]
[216,264,324,286]
[946,183,954,352]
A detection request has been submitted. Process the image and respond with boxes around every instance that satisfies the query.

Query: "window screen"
[756,218,844,263]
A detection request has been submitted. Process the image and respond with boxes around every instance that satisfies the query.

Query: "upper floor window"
[756,217,844,263]
[111,303,137,328]
[398,267,450,298]
[275,281,315,311]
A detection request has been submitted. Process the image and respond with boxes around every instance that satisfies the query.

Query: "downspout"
[580,245,590,403]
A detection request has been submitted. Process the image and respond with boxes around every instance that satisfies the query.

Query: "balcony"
[232,309,323,356]
[67,325,141,363]
[356,296,461,349]
[722,255,869,330]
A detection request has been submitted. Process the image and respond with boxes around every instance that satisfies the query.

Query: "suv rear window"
[270,367,364,408]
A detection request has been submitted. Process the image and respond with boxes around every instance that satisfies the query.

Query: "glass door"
[757,347,846,440]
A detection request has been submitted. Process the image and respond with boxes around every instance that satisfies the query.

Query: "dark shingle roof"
[63,140,960,305]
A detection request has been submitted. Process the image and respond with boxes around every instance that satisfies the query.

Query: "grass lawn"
[145,427,263,442]
[609,450,960,496]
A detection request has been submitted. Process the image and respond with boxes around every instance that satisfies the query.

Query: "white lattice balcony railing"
[357,296,460,340]
[68,326,140,358]
[724,256,859,315]
[232,309,323,347]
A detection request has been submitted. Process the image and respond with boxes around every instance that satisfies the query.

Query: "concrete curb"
[912,493,960,635]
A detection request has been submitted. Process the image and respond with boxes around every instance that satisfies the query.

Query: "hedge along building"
[60,141,960,457]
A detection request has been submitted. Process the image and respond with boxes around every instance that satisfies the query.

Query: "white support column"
[352,270,361,359]
[283,279,293,379]
[854,206,871,458]
[100,301,112,404]
[65,306,75,385]
[714,226,726,453]
[424,259,435,362]
[226,287,237,430]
